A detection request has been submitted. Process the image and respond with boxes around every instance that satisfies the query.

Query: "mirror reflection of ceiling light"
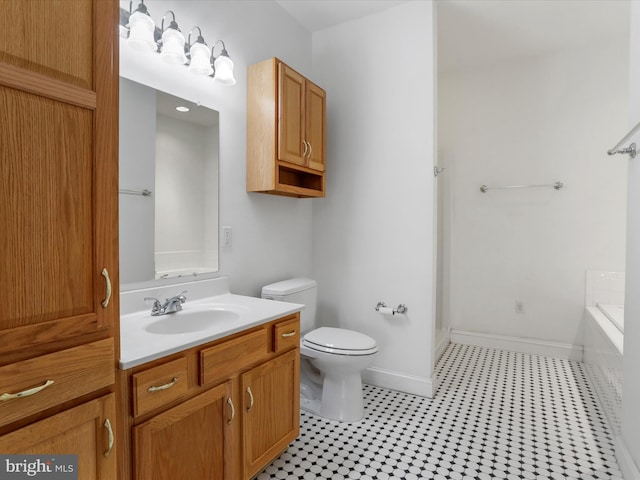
[120,0,236,86]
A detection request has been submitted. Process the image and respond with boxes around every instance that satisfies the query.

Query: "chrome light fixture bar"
[120,1,236,86]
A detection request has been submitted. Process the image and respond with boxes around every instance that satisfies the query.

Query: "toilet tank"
[261,278,317,332]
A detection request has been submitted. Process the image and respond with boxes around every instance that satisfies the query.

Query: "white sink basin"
[144,304,248,335]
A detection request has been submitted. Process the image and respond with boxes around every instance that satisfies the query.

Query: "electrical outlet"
[515,300,524,314]
[222,226,232,247]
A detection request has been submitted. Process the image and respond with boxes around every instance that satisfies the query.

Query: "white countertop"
[120,292,303,370]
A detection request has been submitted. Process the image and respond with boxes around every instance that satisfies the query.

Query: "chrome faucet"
[144,291,187,316]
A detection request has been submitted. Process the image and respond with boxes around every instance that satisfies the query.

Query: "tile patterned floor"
[257,343,622,480]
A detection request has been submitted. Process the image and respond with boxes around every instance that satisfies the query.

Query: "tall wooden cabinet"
[247,57,326,198]
[0,0,120,475]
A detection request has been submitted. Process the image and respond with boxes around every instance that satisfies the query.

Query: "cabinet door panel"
[242,349,300,479]
[0,0,93,88]
[0,86,94,325]
[0,394,117,480]
[277,63,306,166]
[0,0,119,355]
[306,82,326,172]
[134,382,231,480]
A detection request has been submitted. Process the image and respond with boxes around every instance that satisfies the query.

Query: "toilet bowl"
[261,278,378,422]
[301,327,378,421]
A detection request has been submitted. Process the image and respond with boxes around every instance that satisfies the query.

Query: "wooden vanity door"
[242,349,300,479]
[0,0,119,359]
[133,381,233,480]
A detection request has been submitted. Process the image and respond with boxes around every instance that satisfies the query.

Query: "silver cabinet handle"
[104,418,114,458]
[281,331,297,338]
[0,379,54,402]
[246,387,254,412]
[302,141,308,157]
[101,268,112,308]
[308,142,313,158]
[147,377,177,392]
[227,397,235,425]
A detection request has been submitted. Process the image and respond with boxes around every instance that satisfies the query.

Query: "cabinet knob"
[246,387,254,412]
[147,377,178,392]
[0,379,54,402]
[104,418,114,458]
[101,268,112,308]
[227,397,235,425]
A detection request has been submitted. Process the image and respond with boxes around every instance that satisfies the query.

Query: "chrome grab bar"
[608,120,640,159]
[480,182,563,193]
[119,188,152,197]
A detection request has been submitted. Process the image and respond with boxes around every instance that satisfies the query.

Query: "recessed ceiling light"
[176,106,190,112]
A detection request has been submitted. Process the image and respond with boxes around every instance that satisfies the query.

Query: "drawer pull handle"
[281,331,297,338]
[101,268,112,308]
[104,418,114,458]
[247,387,254,412]
[227,397,235,425]
[147,377,178,392]
[0,379,54,401]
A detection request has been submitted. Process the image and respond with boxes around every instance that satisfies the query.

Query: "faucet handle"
[144,297,162,314]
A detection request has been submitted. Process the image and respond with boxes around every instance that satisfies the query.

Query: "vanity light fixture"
[121,1,235,86]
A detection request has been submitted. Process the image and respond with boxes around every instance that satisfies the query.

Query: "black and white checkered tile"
[256,343,622,480]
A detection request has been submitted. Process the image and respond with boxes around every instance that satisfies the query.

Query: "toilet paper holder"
[375,301,408,315]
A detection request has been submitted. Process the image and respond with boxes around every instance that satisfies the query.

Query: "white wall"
[439,40,628,346]
[119,1,315,295]
[620,2,640,476]
[311,1,437,396]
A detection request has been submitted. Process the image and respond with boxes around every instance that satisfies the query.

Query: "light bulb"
[160,28,187,64]
[128,10,157,52]
[189,42,213,75]
[213,55,236,86]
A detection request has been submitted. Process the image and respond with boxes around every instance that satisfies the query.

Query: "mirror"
[119,77,219,288]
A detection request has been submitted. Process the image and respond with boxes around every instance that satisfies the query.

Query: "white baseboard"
[363,366,438,398]
[450,329,583,361]
[435,331,450,363]
[616,436,640,480]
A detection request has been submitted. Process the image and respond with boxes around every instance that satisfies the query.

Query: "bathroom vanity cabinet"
[247,57,326,198]
[0,0,119,475]
[118,314,300,480]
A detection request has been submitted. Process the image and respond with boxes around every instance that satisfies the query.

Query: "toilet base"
[319,371,365,422]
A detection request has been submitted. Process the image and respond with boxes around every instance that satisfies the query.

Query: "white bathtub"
[583,305,623,434]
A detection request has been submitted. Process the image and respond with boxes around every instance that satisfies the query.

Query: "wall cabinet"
[119,314,301,480]
[0,0,119,470]
[247,57,326,198]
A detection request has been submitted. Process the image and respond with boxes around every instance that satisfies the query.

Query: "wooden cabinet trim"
[0,63,96,109]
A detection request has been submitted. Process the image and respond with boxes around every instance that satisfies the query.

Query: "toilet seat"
[303,327,378,356]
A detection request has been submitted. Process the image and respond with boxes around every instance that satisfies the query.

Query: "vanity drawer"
[200,329,269,386]
[133,357,188,417]
[273,316,300,353]
[0,338,114,428]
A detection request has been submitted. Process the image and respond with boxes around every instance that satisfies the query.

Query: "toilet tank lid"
[262,278,317,296]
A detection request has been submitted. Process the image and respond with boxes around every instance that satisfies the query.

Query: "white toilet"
[261,278,378,422]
